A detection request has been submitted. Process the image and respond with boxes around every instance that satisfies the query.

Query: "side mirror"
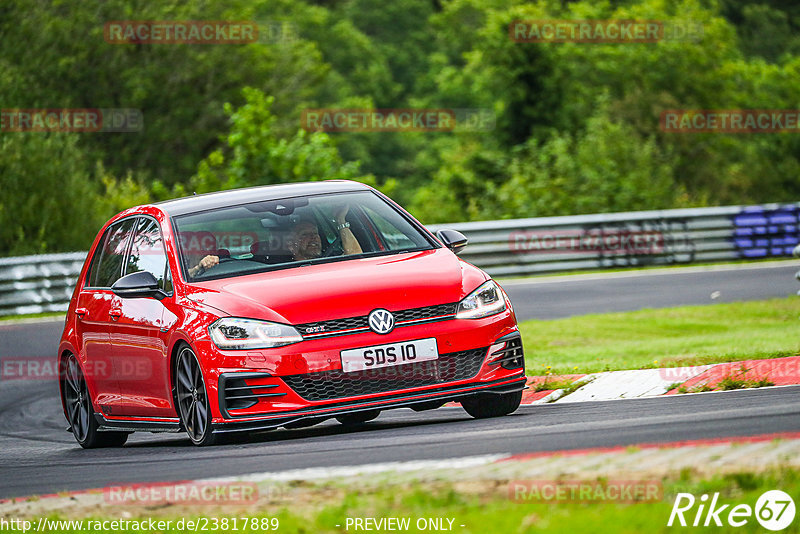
[112,271,166,300]
[436,229,468,255]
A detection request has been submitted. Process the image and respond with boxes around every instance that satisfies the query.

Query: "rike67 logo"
[668,490,796,530]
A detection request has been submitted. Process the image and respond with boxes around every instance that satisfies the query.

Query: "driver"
[288,206,362,261]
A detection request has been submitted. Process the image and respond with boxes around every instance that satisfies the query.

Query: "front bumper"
[197,307,524,428]
[212,374,527,433]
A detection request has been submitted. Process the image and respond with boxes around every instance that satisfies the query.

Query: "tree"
[188,87,369,194]
[0,134,98,255]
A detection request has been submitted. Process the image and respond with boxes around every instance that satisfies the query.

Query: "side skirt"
[94,413,182,433]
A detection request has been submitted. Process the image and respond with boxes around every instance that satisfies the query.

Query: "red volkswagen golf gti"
[58,181,526,447]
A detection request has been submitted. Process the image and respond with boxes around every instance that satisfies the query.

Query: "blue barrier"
[732,205,799,258]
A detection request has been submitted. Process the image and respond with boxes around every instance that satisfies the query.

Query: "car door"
[110,216,175,417]
[77,217,137,414]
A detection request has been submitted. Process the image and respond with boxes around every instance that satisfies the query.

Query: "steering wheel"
[322,235,343,257]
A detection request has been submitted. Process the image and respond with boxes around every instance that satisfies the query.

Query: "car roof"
[154,180,373,216]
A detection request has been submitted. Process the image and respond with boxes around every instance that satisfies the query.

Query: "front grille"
[394,303,457,322]
[297,315,368,334]
[282,347,487,401]
[295,302,458,338]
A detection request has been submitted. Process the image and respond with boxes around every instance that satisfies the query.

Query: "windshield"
[173,190,435,281]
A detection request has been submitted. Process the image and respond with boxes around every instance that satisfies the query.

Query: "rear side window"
[87,218,137,288]
[124,217,170,291]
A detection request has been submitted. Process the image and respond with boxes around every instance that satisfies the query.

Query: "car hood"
[185,248,488,324]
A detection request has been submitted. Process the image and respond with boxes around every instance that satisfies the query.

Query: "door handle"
[75,308,88,319]
[109,309,122,320]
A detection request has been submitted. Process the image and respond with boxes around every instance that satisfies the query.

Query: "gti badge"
[368,309,395,334]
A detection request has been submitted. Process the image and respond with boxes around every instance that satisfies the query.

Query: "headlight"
[456,280,507,319]
[209,318,303,350]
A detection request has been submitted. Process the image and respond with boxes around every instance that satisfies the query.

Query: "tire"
[461,390,523,419]
[61,354,129,448]
[336,410,380,425]
[175,345,216,446]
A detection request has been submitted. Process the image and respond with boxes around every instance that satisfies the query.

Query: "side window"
[125,217,170,291]
[87,218,137,288]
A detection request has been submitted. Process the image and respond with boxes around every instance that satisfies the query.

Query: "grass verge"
[0,311,64,322]
[10,467,800,533]
[519,297,800,375]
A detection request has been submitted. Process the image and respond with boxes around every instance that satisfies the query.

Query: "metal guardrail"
[430,202,800,277]
[0,252,87,317]
[1,203,798,316]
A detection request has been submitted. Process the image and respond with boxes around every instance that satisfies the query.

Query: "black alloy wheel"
[62,353,128,448]
[175,345,216,446]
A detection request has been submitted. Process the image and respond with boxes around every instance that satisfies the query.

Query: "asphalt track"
[0,261,798,499]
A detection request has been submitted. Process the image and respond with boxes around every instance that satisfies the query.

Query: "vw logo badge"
[368,309,395,334]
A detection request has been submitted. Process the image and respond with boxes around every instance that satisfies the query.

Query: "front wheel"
[61,354,128,448]
[461,390,523,419]
[175,345,216,446]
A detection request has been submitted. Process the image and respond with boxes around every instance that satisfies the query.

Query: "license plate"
[340,338,438,373]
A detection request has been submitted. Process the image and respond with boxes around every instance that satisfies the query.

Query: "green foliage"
[190,88,367,193]
[93,163,153,218]
[497,103,685,218]
[0,134,98,255]
[410,101,684,222]
[0,135,155,255]
[0,0,337,184]
[2,0,800,254]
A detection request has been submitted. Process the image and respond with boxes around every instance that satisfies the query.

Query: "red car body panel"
[58,182,526,437]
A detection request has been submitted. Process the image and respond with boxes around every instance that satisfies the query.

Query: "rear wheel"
[61,354,128,448]
[461,390,523,419]
[336,410,380,425]
[175,345,216,446]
